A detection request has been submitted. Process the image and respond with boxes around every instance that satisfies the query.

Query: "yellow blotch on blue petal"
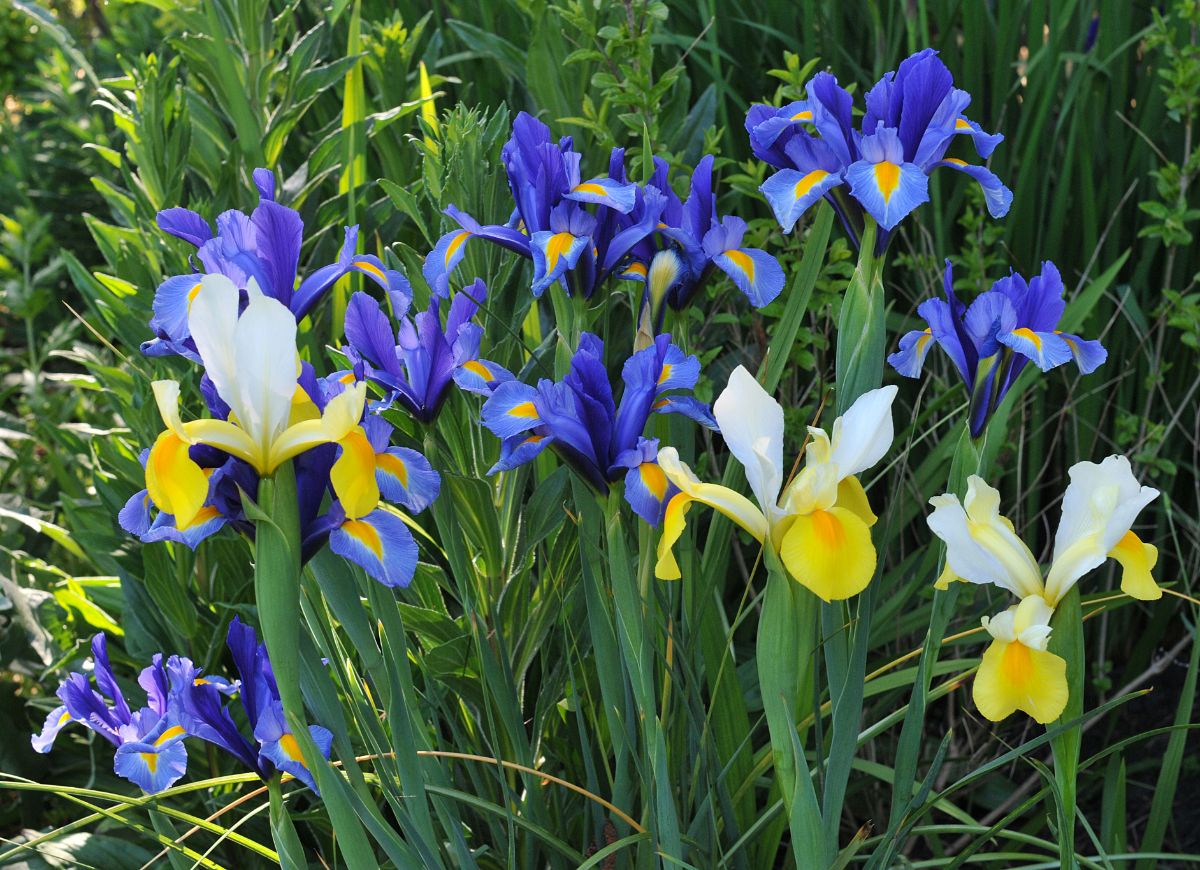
[723,249,756,282]
[342,519,383,560]
[376,451,409,488]
[639,463,668,501]
[874,162,901,202]
[794,169,829,199]
[544,232,576,272]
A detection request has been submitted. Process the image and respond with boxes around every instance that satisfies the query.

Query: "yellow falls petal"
[267,383,367,473]
[145,431,209,530]
[331,428,381,520]
[1110,530,1161,601]
[933,562,966,591]
[973,638,1068,725]
[181,418,262,471]
[779,506,876,602]
[655,493,693,580]
[835,475,877,527]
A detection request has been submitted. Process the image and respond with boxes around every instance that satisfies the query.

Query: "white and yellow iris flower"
[145,274,366,529]
[928,456,1160,723]
[655,366,897,601]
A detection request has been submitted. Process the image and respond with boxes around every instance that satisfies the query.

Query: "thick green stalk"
[756,547,820,866]
[1048,586,1085,870]
[887,427,986,833]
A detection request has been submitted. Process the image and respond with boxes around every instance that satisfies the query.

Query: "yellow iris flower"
[655,366,897,602]
[145,275,367,529]
[928,456,1160,723]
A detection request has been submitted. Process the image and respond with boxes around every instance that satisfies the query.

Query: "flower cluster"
[888,260,1107,437]
[479,332,716,525]
[928,457,1160,723]
[747,48,1011,247]
[33,621,331,794]
[424,113,784,313]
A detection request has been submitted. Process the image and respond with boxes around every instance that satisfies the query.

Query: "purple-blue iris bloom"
[146,167,410,361]
[748,49,1010,249]
[170,618,332,792]
[888,259,1107,437]
[342,278,511,422]
[31,635,192,794]
[422,112,654,299]
[479,333,717,525]
[613,155,786,323]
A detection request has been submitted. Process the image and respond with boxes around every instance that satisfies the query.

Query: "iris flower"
[343,278,510,422]
[480,333,716,525]
[422,113,641,298]
[32,635,190,793]
[654,367,897,601]
[888,260,1107,438]
[148,168,409,360]
[927,456,1160,723]
[748,49,1010,246]
[169,618,332,792]
[144,274,367,531]
[616,155,786,328]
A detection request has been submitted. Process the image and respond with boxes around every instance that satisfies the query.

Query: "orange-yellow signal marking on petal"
[724,249,756,282]
[874,161,901,201]
[955,118,972,130]
[142,753,158,772]
[342,519,384,560]
[544,232,576,272]
[509,401,539,418]
[279,732,306,766]
[943,157,968,167]
[639,463,668,500]
[1011,327,1043,349]
[354,260,385,281]
[658,363,673,385]
[794,169,829,199]
[791,109,814,121]
[155,725,187,746]
[573,182,608,197]
[624,261,648,278]
[187,282,204,307]
[445,230,471,266]
[462,360,492,380]
[376,451,409,487]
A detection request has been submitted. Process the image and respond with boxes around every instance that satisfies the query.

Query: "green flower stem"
[757,546,821,867]
[1049,586,1085,870]
[887,425,987,834]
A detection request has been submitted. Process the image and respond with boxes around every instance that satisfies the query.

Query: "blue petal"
[141,508,226,550]
[954,117,1004,159]
[149,274,204,342]
[653,395,718,430]
[529,231,589,297]
[329,508,419,588]
[623,461,675,527]
[423,229,473,296]
[1058,332,1107,374]
[119,490,154,537]
[565,177,638,213]
[759,168,843,234]
[253,701,330,793]
[888,328,936,378]
[998,328,1074,371]
[712,247,787,307]
[253,168,276,201]
[31,705,74,753]
[480,380,543,438]
[157,208,212,248]
[845,159,930,231]
[454,358,515,396]
[250,200,303,304]
[654,343,701,395]
[488,433,554,475]
[935,159,1013,218]
[112,722,189,794]
[375,447,441,513]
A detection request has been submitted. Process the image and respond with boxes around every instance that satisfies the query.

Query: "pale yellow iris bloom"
[655,366,897,602]
[927,456,1160,723]
[145,274,366,529]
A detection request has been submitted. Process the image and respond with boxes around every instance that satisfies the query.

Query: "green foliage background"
[0,0,1197,867]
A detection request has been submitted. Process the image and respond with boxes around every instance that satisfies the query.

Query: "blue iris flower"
[31,635,190,794]
[888,259,1107,437]
[748,49,1010,248]
[479,333,717,525]
[614,155,786,326]
[170,618,332,793]
[343,278,512,422]
[146,167,410,361]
